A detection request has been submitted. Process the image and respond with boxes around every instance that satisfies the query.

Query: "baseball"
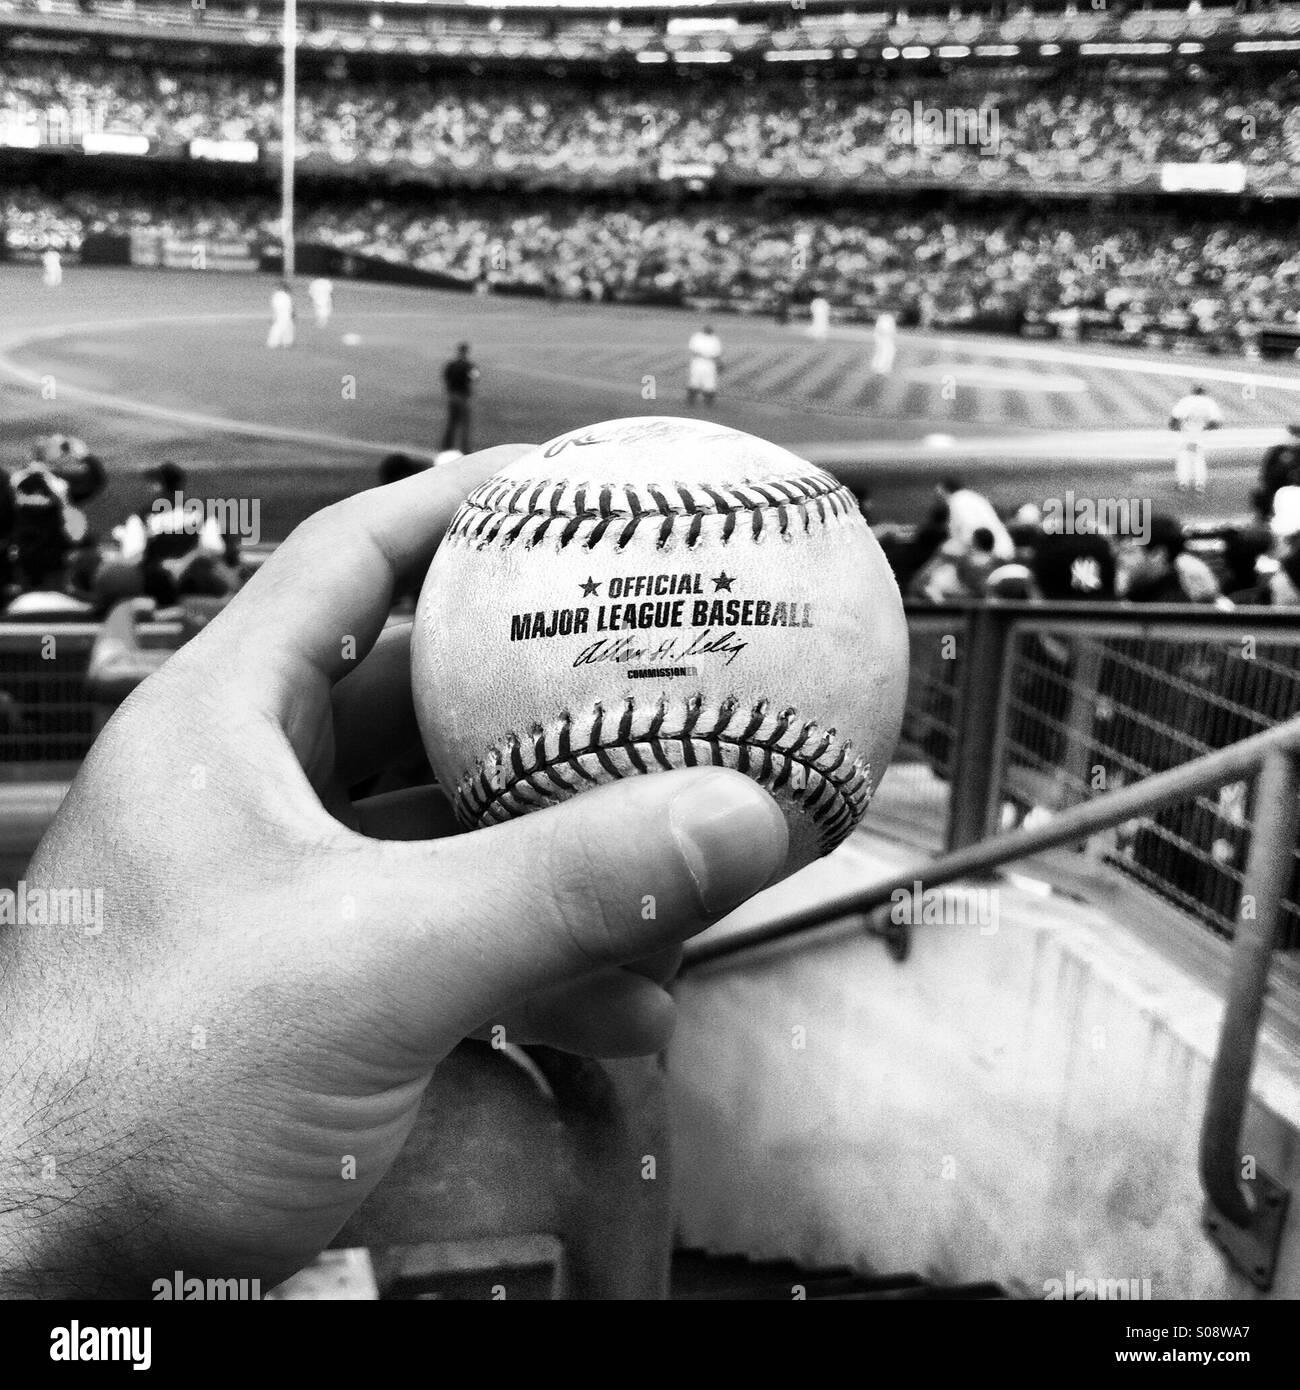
[412,416,909,873]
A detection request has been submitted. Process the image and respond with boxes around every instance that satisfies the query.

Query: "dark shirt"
[52,451,106,505]
[1261,443,1300,507]
[1126,570,1190,604]
[11,469,66,548]
[10,467,69,582]
[444,359,476,397]
[1031,532,1117,602]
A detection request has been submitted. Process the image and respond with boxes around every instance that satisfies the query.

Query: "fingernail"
[669,772,789,915]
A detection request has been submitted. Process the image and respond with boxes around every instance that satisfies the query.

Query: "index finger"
[196,444,533,699]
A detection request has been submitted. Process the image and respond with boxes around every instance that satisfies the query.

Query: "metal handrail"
[686,714,1300,968]
[683,712,1300,1288]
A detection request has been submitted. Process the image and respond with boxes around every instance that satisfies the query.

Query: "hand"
[0,446,788,1297]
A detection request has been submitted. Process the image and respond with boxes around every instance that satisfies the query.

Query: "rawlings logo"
[542,431,611,458]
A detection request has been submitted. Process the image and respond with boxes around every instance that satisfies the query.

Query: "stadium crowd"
[0,438,246,620]
[8,185,1300,349]
[296,200,1300,347]
[4,60,1300,185]
[6,429,1300,621]
[881,458,1300,608]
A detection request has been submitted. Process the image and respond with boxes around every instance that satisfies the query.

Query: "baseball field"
[3,264,1297,543]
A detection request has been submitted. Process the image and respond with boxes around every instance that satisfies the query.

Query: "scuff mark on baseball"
[412,416,909,873]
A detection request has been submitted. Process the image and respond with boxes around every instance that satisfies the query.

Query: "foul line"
[811,323,1300,394]
[0,311,438,460]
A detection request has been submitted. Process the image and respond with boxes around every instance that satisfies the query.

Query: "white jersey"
[688,330,722,394]
[271,288,294,322]
[871,313,897,373]
[688,331,722,365]
[1170,392,1222,434]
[944,488,1015,561]
[309,278,332,309]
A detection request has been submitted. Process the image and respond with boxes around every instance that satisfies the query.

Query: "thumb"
[345,768,788,1044]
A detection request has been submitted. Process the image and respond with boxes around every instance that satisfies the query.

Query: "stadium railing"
[6,601,1300,1287]
[885,600,1300,957]
[687,683,1300,1288]
[0,620,181,777]
[6,599,1300,955]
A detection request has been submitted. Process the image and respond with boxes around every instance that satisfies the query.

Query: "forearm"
[0,1055,125,1298]
[0,929,174,1300]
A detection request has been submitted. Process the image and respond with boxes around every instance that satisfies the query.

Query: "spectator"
[936,477,1014,561]
[1030,526,1117,602]
[1258,426,1300,513]
[1117,514,1224,604]
[118,462,226,607]
[2,555,95,618]
[955,527,1002,595]
[8,455,73,593]
[1221,525,1275,604]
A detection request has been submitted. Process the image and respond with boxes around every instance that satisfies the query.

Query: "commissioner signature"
[573,629,750,669]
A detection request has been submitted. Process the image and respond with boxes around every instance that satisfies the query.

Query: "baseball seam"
[446,473,859,551]
[454,695,872,855]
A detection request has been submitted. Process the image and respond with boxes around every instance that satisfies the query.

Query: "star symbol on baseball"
[711,571,735,592]
[580,577,601,597]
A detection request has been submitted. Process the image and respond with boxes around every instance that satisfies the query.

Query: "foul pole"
[280,0,296,278]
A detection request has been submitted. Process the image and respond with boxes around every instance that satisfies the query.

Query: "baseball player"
[871,312,897,376]
[808,297,830,340]
[308,277,333,328]
[266,281,295,350]
[42,248,62,289]
[441,343,479,455]
[1168,384,1222,493]
[687,324,723,406]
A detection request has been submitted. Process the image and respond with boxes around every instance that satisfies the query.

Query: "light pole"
[280,0,296,279]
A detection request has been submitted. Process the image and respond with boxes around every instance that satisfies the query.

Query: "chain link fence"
[886,604,1300,953]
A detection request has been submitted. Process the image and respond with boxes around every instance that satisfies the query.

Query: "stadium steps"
[329,1245,1011,1300]
[274,1242,1009,1299]
[668,1250,1008,1301]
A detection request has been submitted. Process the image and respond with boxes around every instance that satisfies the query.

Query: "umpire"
[441,343,479,456]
